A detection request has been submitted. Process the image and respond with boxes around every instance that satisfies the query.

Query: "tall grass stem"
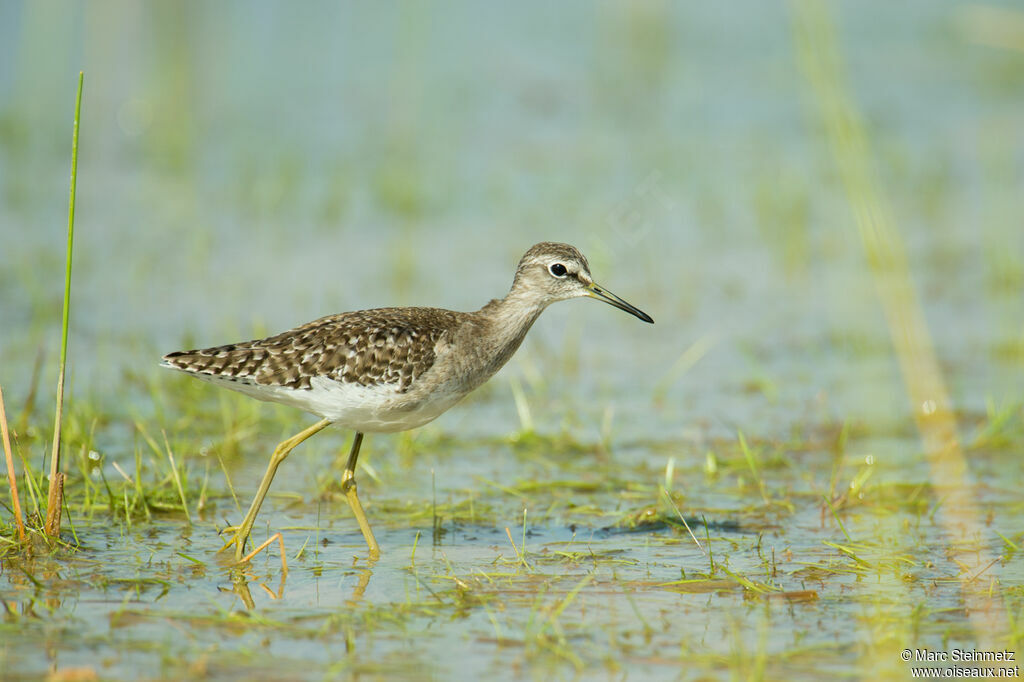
[44,71,84,537]
[1,385,27,542]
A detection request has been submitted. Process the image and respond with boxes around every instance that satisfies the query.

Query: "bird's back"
[161,307,474,430]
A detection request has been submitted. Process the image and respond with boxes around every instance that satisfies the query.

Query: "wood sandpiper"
[162,242,653,560]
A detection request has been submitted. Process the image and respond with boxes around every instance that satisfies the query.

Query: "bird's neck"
[473,290,547,372]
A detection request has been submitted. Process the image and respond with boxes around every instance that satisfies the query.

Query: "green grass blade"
[44,71,84,537]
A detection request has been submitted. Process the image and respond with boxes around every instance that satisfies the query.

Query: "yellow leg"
[223,418,332,561]
[342,432,380,558]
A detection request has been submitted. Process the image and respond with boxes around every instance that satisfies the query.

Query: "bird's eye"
[549,263,568,278]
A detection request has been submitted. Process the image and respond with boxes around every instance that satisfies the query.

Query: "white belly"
[203,373,465,433]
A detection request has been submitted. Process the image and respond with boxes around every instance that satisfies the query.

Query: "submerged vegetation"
[2,2,1023,680]
[3,369,1021,679]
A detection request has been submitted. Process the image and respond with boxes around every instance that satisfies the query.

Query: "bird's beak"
[585,282,654,323]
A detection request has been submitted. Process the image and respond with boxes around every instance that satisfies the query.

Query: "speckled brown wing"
[161,307,462,393]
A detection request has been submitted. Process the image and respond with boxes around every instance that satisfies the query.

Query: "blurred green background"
[1,2,1023,680]
[1,1,1021,443]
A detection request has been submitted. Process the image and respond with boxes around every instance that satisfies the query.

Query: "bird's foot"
[218,524,249,562]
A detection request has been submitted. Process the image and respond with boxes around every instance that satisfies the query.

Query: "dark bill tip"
[588,284,654,324]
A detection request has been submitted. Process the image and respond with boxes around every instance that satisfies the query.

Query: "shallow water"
[2,1,1023,680]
